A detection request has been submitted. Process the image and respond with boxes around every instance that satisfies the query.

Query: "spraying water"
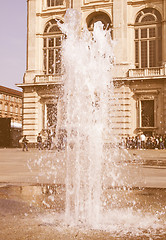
[60,9,114,226]
[59,9,139,228]
[57,10,166,235]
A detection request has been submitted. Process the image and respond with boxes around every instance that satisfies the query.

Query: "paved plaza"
[0,148,166,188]
[0,148,166,240]
[0,148,66,185]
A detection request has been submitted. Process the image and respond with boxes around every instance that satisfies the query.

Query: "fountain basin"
[0,183,165,239]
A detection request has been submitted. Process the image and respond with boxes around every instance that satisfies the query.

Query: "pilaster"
[26,0,37,76]
[23,87,39,143]
[73,0,81,10]
[163,79,166,134]
[162,0,166,64]
[162,0,166,133]
[113,0,128,64]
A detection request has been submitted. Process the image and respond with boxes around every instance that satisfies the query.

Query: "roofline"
[0,85,23,97]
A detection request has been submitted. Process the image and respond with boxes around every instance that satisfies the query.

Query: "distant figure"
[159,135,165,149]
[22,135,29,151]
[47,134,52,150]
[136,135,141,149]
[37,133,43,150]
[140,133,146,149]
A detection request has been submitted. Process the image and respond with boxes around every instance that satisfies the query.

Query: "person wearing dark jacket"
[37,133,43,150]
[22,135,29,151]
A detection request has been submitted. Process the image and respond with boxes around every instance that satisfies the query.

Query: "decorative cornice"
[81,2,113,11]
[16,82,63,89]
[134,89,159,94]
[113,75,166,81]
[127,0,160,6]
[36,9,66,17]
[0,85,22,97]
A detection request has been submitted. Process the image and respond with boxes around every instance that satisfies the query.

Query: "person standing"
[22,135,29,151]
[140,133,146,149]
[37,133,43,150]
[47,133,52,150]
[159,135,165,149]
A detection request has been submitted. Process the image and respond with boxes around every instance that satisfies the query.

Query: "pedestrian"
[159,135,165,149]
[37,133,43,150]
[22,135,29,151]
[47,134,52,150]
[131,136,136,149]
[125,136,129,149]
[136,135,141,149]
[140,133,146,149]
[164,135,166,148]
[120,137,126,149]
[155,135,159,149]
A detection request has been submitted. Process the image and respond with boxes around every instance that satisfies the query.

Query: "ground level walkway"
[0,148,166,240]
[0,148,65,185]
[0,148,166,188]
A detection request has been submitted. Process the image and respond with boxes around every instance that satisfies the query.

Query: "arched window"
[135,8,162,68]
[43,19,63,75]
[87,12,112,32]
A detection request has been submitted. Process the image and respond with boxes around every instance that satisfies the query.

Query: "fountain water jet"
[59,9,140,228]
[59,9,115,227]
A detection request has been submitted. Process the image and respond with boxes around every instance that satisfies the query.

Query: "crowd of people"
[120,133,166,150]
[21,131,166,151]
[20,129,66,151]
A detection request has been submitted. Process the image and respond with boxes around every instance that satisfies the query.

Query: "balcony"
[34,75,63,84]
[128,66,166,78]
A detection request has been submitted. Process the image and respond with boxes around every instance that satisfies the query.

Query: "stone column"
[23,0,38,144]
[113,0,128,77]
[24,0,37,83]
[113,0,128,62]
[163,0,166,64]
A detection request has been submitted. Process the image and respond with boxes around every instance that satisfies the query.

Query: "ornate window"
[87,12,112,31]
[134,89,159,135]
[46,103,57,128]
[135,8,162,68]
[47,0,64,7]
[140,100,154,127]
[43,19,63,75]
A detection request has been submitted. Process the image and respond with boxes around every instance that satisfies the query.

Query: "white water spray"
[52,9,166,235]
[59,9,119,226]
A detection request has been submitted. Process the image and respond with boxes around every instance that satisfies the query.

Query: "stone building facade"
[0,85,22,127]
[18,0,166,144]
[0,85,22,147]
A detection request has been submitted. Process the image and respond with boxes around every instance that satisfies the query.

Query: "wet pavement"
[0,148,166,239]
[0,183,166,240]
[0,148,166,187]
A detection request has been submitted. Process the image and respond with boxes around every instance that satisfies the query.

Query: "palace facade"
[18,0,166,144]
[0,85,22,147]
[0,85,22,127]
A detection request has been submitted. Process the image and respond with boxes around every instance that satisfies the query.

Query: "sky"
[0,1,27,91]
